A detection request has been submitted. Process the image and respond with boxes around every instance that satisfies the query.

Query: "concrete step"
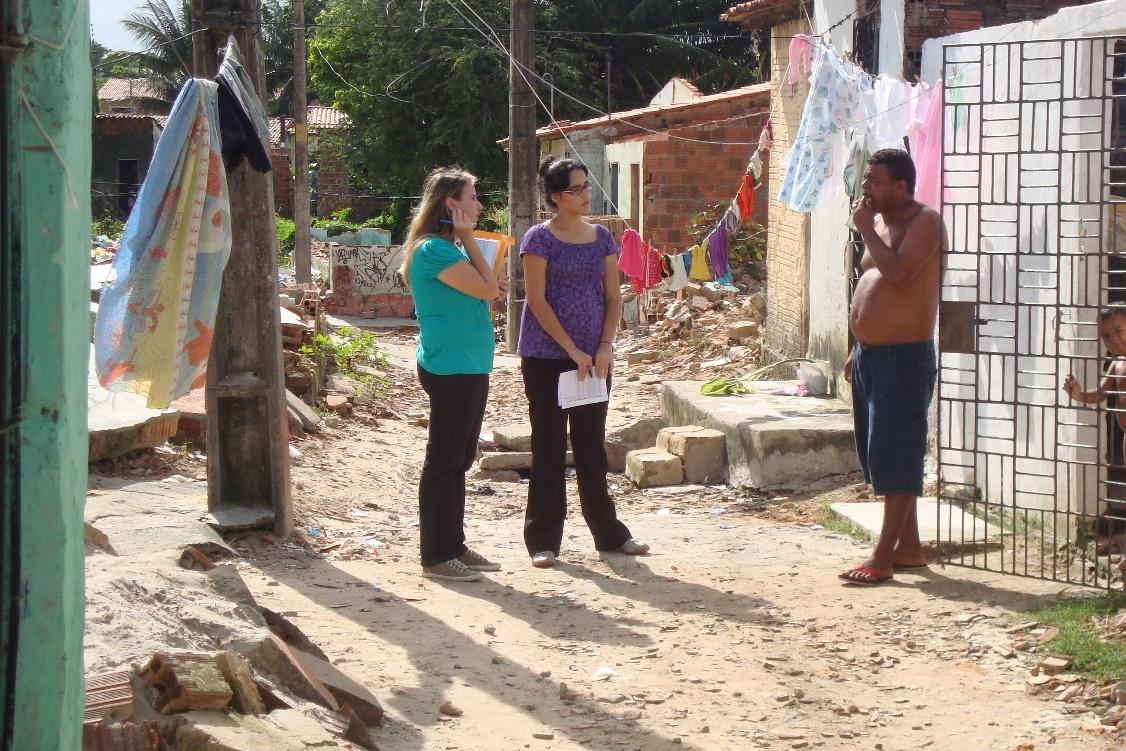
[830,498,1003,549]
[660,380,860,489]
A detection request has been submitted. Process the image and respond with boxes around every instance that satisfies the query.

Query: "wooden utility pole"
[192,0,292,536]
[506,0,536,352]
[293,0,312,284]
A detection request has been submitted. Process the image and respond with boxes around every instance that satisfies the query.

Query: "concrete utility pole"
[192,0,293,536]
[506,0,536,352]
[293,0,312,284]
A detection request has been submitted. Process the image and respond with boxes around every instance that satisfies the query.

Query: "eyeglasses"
[559,182,593,196]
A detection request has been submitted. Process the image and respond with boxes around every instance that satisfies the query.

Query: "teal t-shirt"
[407,236,495,375]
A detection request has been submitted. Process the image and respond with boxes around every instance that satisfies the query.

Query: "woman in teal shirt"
[401,168,506,582]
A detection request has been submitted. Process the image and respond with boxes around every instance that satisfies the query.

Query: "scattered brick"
[141,652,233,714]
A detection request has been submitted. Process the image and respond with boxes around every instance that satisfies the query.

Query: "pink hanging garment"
[787,35,815,85]
[618,227,644,278]
[913,83,943,210]
[629,241,663,293]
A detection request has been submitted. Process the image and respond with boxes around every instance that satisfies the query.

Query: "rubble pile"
[615,276,768,383]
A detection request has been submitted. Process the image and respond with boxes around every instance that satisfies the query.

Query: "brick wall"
[640,108,771,251]
[902,0,1088,76]
[763,16,812,362]
[272,145,293,218]
[316,150,391,221]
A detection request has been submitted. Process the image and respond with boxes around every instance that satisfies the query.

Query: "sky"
[90,0,163,52]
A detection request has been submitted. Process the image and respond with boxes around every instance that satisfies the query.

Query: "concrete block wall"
[642,114,770,251]
[763,16,812,362]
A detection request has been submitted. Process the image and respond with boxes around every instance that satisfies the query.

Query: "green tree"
[309,0,764,197]
[262,0,327,116]
[309,0,602,195]
[105,0,194,109]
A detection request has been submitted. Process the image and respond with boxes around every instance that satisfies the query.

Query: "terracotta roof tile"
[97,77,164,102]
[721,0,807,29]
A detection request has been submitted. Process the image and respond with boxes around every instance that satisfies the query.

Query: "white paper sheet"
[557,370,609,409]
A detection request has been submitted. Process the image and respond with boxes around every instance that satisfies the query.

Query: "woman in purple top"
[517,157,651,568]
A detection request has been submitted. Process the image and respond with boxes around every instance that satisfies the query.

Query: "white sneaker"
[531,551,557,568]
[422,558,483,582]
[617,538,650,555]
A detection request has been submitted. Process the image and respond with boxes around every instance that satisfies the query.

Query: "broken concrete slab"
[202,507,276,533]
[289,648,385,726]
[285,388,322,432]
[661,380,859,488]
[727,320,760,341]
[479,451,574,471]
[625,448,683,488]
[84,480,231,558]
[173,708,336,751]
[829,498,1003,548]
[493,423,534,452]
[657,426,726,485]
[604,416,666,473]
[249,634,340,711]
[171,388,207,446]
[88,352,180,461]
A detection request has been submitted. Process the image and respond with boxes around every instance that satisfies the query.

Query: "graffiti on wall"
[330,245,408,296]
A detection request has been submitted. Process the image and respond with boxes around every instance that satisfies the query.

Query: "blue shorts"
[852,341,937,497]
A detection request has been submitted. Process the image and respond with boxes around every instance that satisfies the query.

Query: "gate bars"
[937,36,1126,589]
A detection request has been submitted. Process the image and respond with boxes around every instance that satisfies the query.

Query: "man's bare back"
[849,202,944,346]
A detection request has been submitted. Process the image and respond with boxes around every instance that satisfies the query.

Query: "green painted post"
[1,0,90,747]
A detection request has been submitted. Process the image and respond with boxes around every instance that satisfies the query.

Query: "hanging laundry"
[843,127,871,230]
[618,228,645,279]
[759,120,774,152]
[93,79,232,408]
[665,252,690,292]
[867,76,911,151]
[629,241,664,293]
[689,237,713,281]
[787,35,815,85]
[778,48,863,213]
[747,151,764,184]
[736,174,756,220]
[913,83,944,210]
[723,206,741,234]
[708,224,730,280]
[214,38,271,172]
[713,270,735,287]
[905,81,934,151]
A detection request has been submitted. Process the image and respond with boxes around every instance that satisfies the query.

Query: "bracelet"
[600,339,613,345]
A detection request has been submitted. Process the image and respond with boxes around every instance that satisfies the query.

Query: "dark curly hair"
[539,157,589,209]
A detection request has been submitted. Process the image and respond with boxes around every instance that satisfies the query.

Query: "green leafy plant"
[92,211,125,240]
[275,214,295,265]
[700,358,814,396]
[298,326,389,397]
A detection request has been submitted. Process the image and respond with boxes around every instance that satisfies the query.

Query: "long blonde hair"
[400,167,476,284]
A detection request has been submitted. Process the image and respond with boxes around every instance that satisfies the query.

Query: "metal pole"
[193,0,293,536]
[506,0,536,352]
[293,0,312,285]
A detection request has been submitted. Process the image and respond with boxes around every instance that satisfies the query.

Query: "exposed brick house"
[722,0,1097,388]
[533,80,772,251]
[270,105,390,221]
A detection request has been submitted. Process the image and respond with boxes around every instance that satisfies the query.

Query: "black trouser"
[417,365,490,566]
[520,357,632,555]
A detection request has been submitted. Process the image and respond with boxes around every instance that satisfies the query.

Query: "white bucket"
[799,361,830,396]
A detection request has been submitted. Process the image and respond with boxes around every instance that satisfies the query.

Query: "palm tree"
[103,0,193,110]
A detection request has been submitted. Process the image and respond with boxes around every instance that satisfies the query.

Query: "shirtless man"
[840,149,945,586]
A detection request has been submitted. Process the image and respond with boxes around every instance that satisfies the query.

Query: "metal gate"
[937,36,1126,589]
